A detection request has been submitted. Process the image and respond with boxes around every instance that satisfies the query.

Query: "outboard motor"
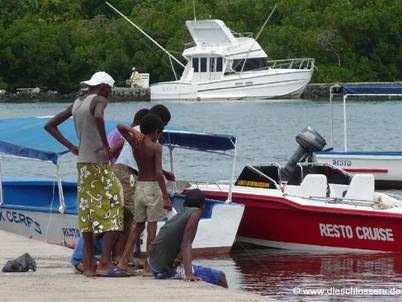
[280,126,326,181]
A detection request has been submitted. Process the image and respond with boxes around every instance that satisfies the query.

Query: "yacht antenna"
[193,0,197,21]
[106,2,185,68]
[240,4,277,73]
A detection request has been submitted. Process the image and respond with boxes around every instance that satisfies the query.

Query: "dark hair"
[150,104,171,125]
[132,108,150,126]
[183,189,205,209]
[140,113,163,134]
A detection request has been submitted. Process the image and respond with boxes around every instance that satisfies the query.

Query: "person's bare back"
[134,137,162,181]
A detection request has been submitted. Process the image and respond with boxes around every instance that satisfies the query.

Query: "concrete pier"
[0,230,270,301]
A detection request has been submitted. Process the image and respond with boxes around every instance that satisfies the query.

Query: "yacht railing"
[225,58,315,76]
[267,58,315,70]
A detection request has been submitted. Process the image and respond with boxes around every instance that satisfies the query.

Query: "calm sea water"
[2,99,402,301]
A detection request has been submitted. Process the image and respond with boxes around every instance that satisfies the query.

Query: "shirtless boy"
[117,113,172,275]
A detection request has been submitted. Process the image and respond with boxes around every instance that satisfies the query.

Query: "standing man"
[45,71,140,277]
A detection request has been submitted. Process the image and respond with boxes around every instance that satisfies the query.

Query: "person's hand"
[184,275,201,282]
[163,196,172,211]
[164,171,175,181]
[69,145,79,156]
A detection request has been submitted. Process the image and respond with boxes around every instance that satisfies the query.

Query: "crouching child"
[148,189,228,288]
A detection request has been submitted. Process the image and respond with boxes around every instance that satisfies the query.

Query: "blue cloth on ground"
[193,265,222,286]
[70,235,104,266]
[149,261,222,286]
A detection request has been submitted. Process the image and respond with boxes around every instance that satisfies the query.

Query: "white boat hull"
[151,69,313,101]
[316,152,402,189]
[0,205,243,254]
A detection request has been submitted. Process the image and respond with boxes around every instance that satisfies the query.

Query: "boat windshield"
[231,58,267,72]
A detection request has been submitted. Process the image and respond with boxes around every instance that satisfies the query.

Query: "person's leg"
[113,226,131,263]
[96,231,118,273]
[143,221,157,277]
[113,207,134,263]
[77,163,96,277]
[118,222,145,271]
[91,163,124,275]
[82,231,96,277]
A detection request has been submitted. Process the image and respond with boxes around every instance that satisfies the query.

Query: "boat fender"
[374,193,399,209]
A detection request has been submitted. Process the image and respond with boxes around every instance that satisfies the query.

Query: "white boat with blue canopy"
[0,117,244,254]
[316,84,402,189]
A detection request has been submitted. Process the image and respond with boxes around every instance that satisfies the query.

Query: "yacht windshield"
[232,58,267,72]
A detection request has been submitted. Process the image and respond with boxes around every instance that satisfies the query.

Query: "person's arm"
[180,210,202,281]
[109,138,124,159]
[162,169,175,181]
[93,101,111,161]
[155,144,172,210]
[116,124,144,149]
[44,105,78,155]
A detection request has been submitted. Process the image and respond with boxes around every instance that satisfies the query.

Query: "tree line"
[0,0,401,93]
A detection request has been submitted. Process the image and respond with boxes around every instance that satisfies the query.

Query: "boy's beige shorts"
[134,181,166,222]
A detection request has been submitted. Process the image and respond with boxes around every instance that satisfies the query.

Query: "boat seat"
[299,174,327,198]
[344,174,375,201]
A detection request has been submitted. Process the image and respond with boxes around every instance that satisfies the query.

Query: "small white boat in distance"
[151,19,315,101]
[316,84,402,189]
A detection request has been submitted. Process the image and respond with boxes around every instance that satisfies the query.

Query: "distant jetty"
[0,86,150,102]
[302,82,402,100]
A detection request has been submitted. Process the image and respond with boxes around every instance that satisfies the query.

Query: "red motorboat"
[192,127,402,252]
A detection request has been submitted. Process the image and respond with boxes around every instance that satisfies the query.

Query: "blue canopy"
[335,84,402,95]
[0,117,119,164]
[0,117,236,163]
[159,128,236,152]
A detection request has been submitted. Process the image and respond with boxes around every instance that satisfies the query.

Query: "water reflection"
[197,246,402,301]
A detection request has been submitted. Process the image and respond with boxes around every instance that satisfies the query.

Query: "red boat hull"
[201,190,402,252]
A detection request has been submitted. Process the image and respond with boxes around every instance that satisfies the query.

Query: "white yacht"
[151,19,315,101]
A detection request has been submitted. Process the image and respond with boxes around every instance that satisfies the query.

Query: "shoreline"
[0,87,151,103]
[1,82,402,102]
[0,230,271,302]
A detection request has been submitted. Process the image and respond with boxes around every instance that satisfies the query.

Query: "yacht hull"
[151,69,313,101]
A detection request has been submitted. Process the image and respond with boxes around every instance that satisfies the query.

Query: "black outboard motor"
[280,126,326,181]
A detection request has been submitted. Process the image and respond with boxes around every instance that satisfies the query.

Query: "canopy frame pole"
[168,146,177,193]
[329,86,334,147]
[343,94,348,152]
[56,161,66,214]
[226,138,238,203]
[0,155,3,206]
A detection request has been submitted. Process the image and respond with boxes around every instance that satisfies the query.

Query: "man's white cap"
[80,71,115,88]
